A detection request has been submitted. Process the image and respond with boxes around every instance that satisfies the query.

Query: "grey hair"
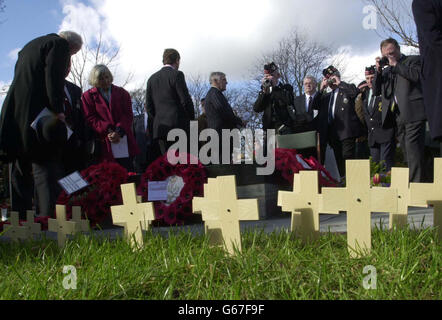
[303,75,317,86]
[209,72,226,84]
[58,31,83,53]
[88,64,114,87]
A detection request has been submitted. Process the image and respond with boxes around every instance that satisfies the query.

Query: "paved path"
[0,207,435,242]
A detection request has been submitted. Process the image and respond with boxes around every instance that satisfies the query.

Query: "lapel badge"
[343,98,348,104]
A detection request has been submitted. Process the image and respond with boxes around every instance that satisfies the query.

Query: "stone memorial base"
[206,164,291,220]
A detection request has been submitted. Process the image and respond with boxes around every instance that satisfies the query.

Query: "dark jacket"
[293,92,322,133]
[253,83,296,132]
[205,87,242,134]
[362,89,395,147]
[145,66,195,140]
[132,113,150,173]
[317,81,364,143]
[413,0,442,139]
[0,33,71,161]
[62,80,95,173]
[81,84,140,162]
[373,54,426,125]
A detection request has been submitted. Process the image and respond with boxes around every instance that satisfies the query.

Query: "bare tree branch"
[187,73,210,118]
[364,0,418,48]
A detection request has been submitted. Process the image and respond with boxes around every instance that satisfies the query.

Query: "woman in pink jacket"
[81,64,139,171]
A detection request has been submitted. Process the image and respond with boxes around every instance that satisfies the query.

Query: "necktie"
[308,96,313,113]
[328,90,335,124]
[368,90,374,112]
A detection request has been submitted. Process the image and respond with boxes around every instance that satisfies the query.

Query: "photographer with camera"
[253,62,297,137]
[373,38,426,182]
[318,66,364,178]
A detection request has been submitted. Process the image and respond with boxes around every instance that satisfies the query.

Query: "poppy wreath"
[56,161,128,227]
[137,151,207,226]
[274,148,338,188]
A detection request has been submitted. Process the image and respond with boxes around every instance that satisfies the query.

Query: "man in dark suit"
[413,0,442,156]
[132,111,151,173]
[0,31,82,218]
[373,38,427,182]
[145,49,195,156]
[293,76,322,132]
[205,72,243,163]
[317,66,364,178]
[362,66,396,171]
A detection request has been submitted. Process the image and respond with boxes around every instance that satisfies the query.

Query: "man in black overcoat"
[413,0,442,156]
[373,38,427,182]
[0,31,82,218]
[317,66,364,178]
[362,66,396,171]
[205,72,243,163]
[145,49,195,156]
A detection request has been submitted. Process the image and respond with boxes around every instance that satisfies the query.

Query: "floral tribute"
[56,161,128,227]
[137,152,207,226]
[274,148,338,188]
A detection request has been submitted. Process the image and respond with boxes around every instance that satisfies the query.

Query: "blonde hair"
[88,64,114,88]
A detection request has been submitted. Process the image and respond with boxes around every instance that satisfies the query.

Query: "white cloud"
[0,81,11,111]
[58,0,384,90]
[8,48,21,61]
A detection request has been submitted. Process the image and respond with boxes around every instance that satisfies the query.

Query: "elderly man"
[361,66,396,171]
[0,31,83,218]
[373,38,426,182]
[318,66,364,178]
[205,72,243,163]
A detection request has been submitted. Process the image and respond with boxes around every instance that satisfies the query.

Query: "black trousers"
[396,117,426,182]
[327,127,356,178]
[32,161,64,217]
[10,158,34,219]
[369,139,396,172]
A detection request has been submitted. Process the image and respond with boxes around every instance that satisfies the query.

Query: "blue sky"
[0,1,65,84]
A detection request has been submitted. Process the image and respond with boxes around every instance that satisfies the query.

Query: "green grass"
[0,226,440,300]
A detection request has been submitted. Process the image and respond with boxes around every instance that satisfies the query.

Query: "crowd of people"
[0,0,440,219]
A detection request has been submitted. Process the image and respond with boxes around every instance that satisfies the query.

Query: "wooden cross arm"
[48,219,77,235]
[410,183,436,206]
[237,199,259,221]
[320,188,343,214]
[370,187,398,212]
[3,225,29,239]
[278,191,294,212]
[192,198,221,220]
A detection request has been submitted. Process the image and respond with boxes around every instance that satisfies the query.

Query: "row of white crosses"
[2,207,89,246]
[2,159,440,257]
[279,159,442,258]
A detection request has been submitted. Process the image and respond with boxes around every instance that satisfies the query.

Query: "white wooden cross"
[22,210,41,236]
[278,171,339,243]
[321,160,397,258]
[193,175,259,255]
[2,211,29,242]
[48,205,78,247]
[110,183,155,248]
[410,158,442,241]
[71,206,89,232]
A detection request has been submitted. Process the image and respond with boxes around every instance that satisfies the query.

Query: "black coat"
[253,83,296,131]
[293,92,322,133]
[317,82,365,143]
[62,80,94,173]
[145,66,195,140]
[204,87,242,134]
[413,0,442,140]
[132,113,150,173]
[373,54,426,125]
[0,33,71,161]
[362,90,395,147]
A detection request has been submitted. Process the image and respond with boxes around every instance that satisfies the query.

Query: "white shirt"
[305,92,317,112]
